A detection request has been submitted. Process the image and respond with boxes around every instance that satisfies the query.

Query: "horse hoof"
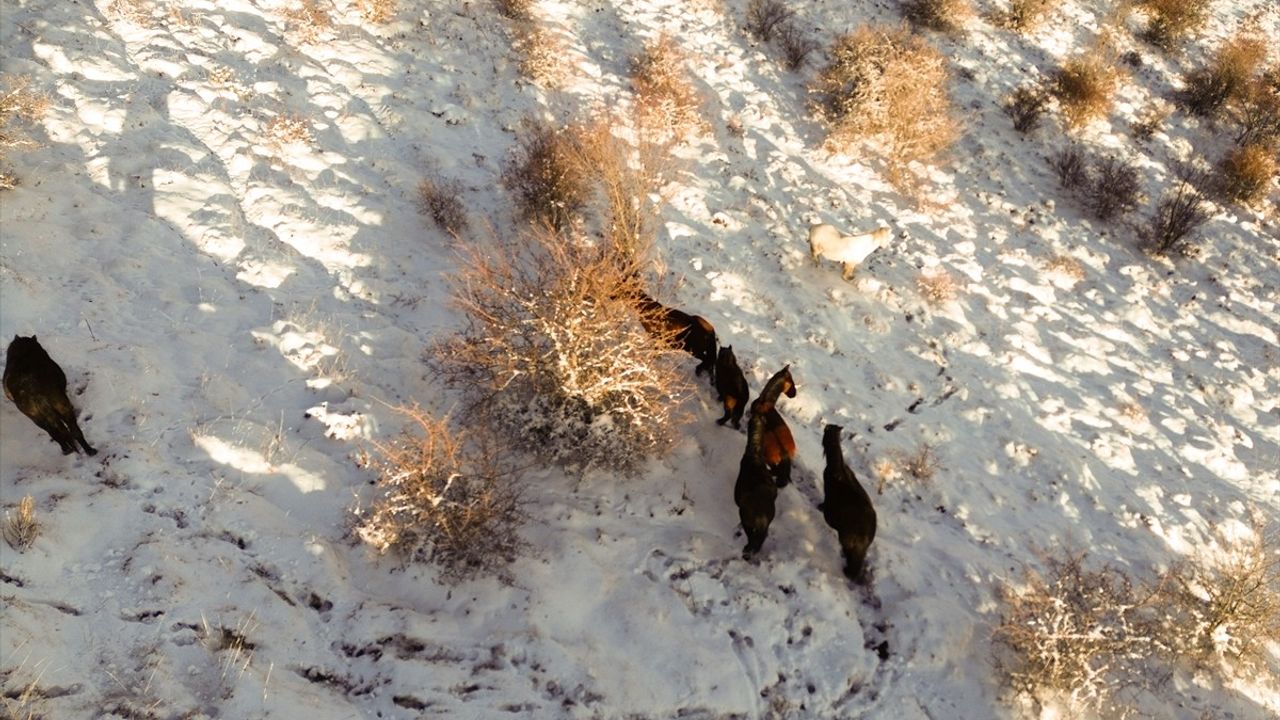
[716,418,728,426]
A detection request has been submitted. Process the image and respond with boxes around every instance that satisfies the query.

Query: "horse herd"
[630,289,878,583]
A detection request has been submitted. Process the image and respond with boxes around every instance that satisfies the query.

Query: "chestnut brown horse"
[735,409,777,559]
[634,291,718,383]
[750,365,797,488]
[715,346,750,429]
[819,424,877,582]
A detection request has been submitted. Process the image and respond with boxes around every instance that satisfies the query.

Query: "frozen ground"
[1,0,1277,718]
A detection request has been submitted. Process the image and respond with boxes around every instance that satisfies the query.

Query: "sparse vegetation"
[811,25,959,185]
[1135,0,1210,50]
[1132,101,1170,140]
[356,0,396,23]
[902,0,973,35]
[1144,165,1210,256]
[514,25,567,88]
[1050,147,1142,221]
[430,225,692,474]
[1051,51,1120,129]
[0,76,49,190]
[3,495,39,551]
[356,406,524,582]
[745,0,794,42]
[282,0,333,44]
[1182,32,1269,117]
[917,271,958,306]
[494,0,535,22]
[264,112,313,148]
[1005,85,1049,133]
[990,0,1053,32]
[778,23,820,72]
[503,119,593,233]
[900,441,942,479]
[417,175,469,235]
[1216,143,1277,205]
[1050,145,1089,191]
[1230,72,1280,148]
[1044,254,1086,282]
[630,34,704,140]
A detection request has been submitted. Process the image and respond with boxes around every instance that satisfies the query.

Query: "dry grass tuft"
[417,175,469,236]
[1132,101,1170,141]
[0,76,49,190]
[1051,50,1120,129]
[902,0,974,35]
[1182,33,1269,117]
[917,271,958,306]
[356,406,524,581]
[430,225,692,474]
[1216,143,1277,206]
[630,34,704,140]
[264,112,313,148]
[355,0,395,23]
[990,0,1054,32]
[1005,85,1049,133]
[1044,254,1086,282]
[503,119,593,233]
[514,25,568,88]
[811,25,959,186]
[282,0,333,44]
[3,495,40,552]
[900,441,942,481]
[1136,0,1210,50]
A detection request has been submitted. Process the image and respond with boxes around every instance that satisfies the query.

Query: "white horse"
[808,222,892,280]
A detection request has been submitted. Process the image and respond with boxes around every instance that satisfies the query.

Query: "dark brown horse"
[735,409,776,559]
[3,335,97,456]
[634,291,717,383]
[750,365,796,488]
[715,346,749,429]
[819,424,876,582]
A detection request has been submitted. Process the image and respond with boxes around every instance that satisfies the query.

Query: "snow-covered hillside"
[2,0,1277,718]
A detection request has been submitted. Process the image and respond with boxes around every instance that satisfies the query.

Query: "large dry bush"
[504,119,593,232]
[902,0,973,35]
[811,25,959,184]
[1216,143,1277,205]
[1182,33,1269,117]
[0,76,49,190]
[431,227,692,474]
[356,406,523,582]
[630,34,704,140]
[1135,0,1210,50]
[1143,165,1210,256]
[994,552,1161,716]
[574,119,670,263]
[1231,71,1280,148]
[1051,51,1120,129]
[1154,513,1280,673]
[1050,147,1142,221]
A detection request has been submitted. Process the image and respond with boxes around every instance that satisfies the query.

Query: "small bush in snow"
[1143,166,1210,256]
[575,119,669,264]
[1049,145,1089,191]
[811,25,958,185]
[1152,512,1280,675]
[630,34,704,140]
[282,0,333,44]
[0,76,49,190]
[994,551,1159,717]
[1216,143,1277,206]
[1051,51,1120,129]
[1086,155,1142,221]
[916,272,957,306]
[264,112,313,148]
[3,495,39,552]
[355,0,396,23]
[1131,101,1170,141]
[431,226,692,475]
[514,25,568,88]
[356,406,524,582]
[417,175,469,236]
[1230,71,1280,149]
[899,441,942,480]
[990,0,1053,32]
[744,0,794,42]
[503,119,592,233]
[1182,32,1269,118]
[901,0,973,36]
[1005,85,1049,133]
[778,24,819,72]
[1135,0,1209,51]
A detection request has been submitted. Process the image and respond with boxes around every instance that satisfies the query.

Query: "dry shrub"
[1087,155,1142,221]
[106,0,154,25]
[494,0,534,21]
[264,112,312,148]
[994,551,1160,716]
[1216,143,1277,205]
[811,25,959,185]
[3,495,39,552]
[990,0,1053,32]
[0,76,49,190]
[1231,72,1280,148]
[514,25,567,88]
[430,226,692,474]
[574,119,670,262]
[1044,254,1085,282]
[503,119,593,232]
[1050,145,1089,191]
[282,0,333,44]
[1143,165,1210,256]
[1005,85,1049,133]
[778,24,819,72]
[902,0,973,35]
[1153,512,1280,674]
[1136,0,1209,50]
[356,406,523,581]
[745,0,794,42]
[1182,33,1269,117]
[1132,101,1170,141]
[917,271,957,306]
[630,34,704,140]
[355,0,395,23]
[1051,51,1120,129]
[417,175,469,235]
[900,442,941,481]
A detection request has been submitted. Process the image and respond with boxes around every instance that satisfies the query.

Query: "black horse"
[735,410,777,560]
[715,346,750,429]
[633,291,717,383]
[819,424,876,582]
[3,336,97,456]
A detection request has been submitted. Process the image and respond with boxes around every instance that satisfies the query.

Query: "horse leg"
[772,457,792,488]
